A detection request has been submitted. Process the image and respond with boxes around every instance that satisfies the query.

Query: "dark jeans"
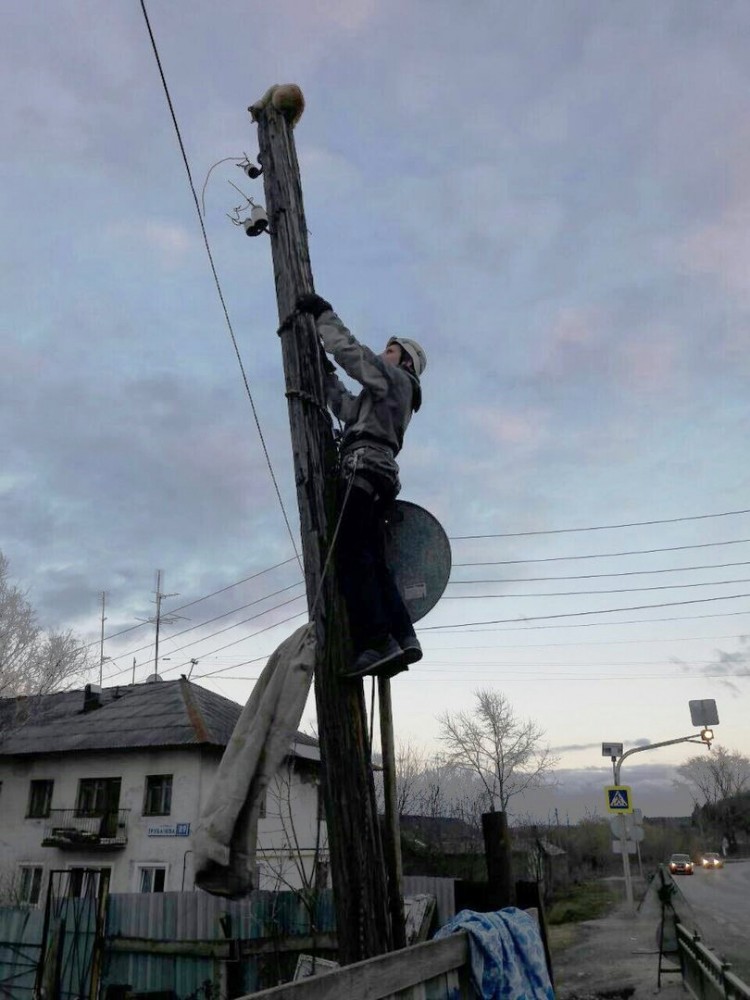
[335,481,413,653]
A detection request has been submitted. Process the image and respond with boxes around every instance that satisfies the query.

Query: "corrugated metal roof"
[0,679,318,760]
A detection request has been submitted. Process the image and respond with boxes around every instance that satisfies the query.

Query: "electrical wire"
[158,609,308,676]
[447,560,750,583]
[159,622,750,682]
[166,561,300,616]
[79,557,301,651]
[427,609,750,633]
[449,506,750,540]
[102,582,304,668]
[442,577,750,599]
[101,591,306,684]
[453,538,750,567]
[139,0,303,574]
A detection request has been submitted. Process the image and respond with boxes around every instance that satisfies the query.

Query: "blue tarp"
[435,907,555,1000]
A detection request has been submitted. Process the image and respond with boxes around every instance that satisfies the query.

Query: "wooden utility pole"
[379,677,407,950]
[250,86,398,962]
[482,810,514,909]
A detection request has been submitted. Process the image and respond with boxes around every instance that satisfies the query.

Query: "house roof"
[400,814,484,854]
[0,678,319,759]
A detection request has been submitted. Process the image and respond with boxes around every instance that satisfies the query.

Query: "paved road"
[668,860,750,980]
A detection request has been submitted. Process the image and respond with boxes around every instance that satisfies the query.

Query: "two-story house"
[0,676,326,905]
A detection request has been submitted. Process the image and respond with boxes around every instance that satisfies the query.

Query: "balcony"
[41,809,130,850]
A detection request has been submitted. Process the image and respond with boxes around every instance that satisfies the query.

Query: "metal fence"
[678,923,750,1000]
[0,907,43,998]
[103,890,338,998]
[0,878,457,999]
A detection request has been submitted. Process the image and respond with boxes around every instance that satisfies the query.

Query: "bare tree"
[676,745,750,852]
[394,741,431,817]
[437,689,558,813]
[0,552,90,709]
[676,746,750,806]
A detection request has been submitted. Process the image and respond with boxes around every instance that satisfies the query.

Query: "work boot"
[343,635,404,679]
[381,634,422,679]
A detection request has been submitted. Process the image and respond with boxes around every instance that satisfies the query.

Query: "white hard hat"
[388,336,427,377]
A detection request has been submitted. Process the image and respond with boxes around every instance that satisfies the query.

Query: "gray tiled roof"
[0,679,244,757]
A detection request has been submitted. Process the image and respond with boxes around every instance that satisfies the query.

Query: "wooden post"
[251,87,396,962]
[481,811,514,909]
[378,677,406,950]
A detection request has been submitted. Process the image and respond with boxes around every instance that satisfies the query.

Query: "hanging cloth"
[193,622,316,897]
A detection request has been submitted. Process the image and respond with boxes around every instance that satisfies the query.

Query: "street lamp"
[602,699,719,910]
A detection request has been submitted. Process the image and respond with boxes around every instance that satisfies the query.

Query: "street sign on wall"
[147,822,191,837]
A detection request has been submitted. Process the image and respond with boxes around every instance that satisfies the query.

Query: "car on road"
[700,852,724,869]
[669,853,694,875]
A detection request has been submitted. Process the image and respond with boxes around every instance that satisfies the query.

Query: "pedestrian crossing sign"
[605,785,633,813]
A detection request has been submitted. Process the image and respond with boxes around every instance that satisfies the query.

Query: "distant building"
[0,678,325,904]
[399,814,486,880]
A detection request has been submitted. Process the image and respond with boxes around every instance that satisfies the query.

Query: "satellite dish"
[145,673,163,683]
[383,500,451,622]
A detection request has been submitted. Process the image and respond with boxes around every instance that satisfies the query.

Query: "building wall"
[256,756,328,891]
[0,746,326,900]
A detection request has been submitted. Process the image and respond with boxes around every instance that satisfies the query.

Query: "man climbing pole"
[295,292,427,679]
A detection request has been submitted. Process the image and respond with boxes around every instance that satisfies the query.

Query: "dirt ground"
[550,901,686,1000]
[548,872,750,998]
[547,874,703,1000]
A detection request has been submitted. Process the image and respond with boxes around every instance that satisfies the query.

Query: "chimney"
[83,683,102,713]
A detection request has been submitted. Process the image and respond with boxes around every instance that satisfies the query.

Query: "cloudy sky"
[2,1,749,820]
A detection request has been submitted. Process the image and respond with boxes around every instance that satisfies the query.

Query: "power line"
[102,592,306,684]
[448,560,750,583]
[92,552,750,654]
[82,557,300,650]
[454,538,750,567]
[195,668,749,684]
[428,609,750,634]
[427,631,749,649]
[159,610,308,676]
[167,561,300,616]
[103,582,304,668]
[139,0,302,572]
[365,670,750,683]
[443,577,750,599]
[449,506,750,540]
[186,628,749,681]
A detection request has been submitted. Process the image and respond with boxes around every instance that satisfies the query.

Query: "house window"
[18,866,43,905]
[76,777,121,817]
[67,867,110,899]
[143,775,172,816]
[27,780,53,818]
[138,866,166,893]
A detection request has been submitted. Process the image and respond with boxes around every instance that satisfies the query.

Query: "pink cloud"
[681,199,750,307]
[538,306,607,377]
[466,405,547,448]
[618,324,680,392]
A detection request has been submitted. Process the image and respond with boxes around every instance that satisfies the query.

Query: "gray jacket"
[316,309,420,492]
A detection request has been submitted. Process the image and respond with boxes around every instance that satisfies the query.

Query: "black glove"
[295,293,332,320]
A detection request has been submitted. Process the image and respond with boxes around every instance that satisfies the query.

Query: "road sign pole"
[618,815,634,910]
